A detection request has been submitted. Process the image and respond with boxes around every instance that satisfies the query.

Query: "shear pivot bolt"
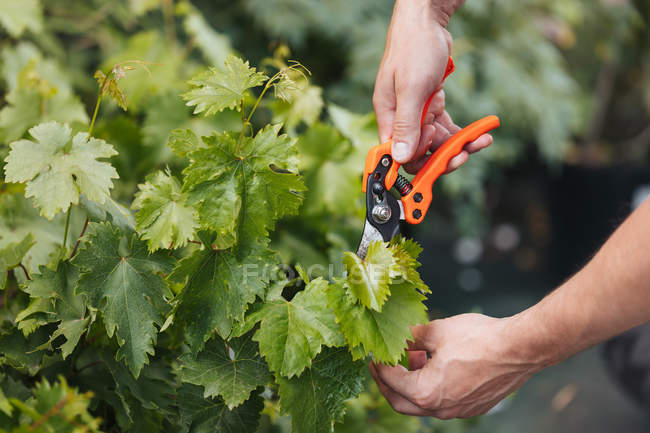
[381,157,390,167]
[372,182,384,194]
[414,193,422,203]
[372,205,392,223]
[412,209,422,219]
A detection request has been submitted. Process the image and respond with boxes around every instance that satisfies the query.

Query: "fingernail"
[392,142,410,162]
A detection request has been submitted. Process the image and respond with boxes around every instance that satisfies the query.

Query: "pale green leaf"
[183,10,233,66]
[7,376,102,432]
[0,0,42,37]
[132,170,198,251]
[178,331,270,409]
[327,282,428,365]
[252,278,344,378]
[3,122,118,219]
[342,241,395,311]
[272,85,323,131]
[277,347,364,433]
[328,104,378,149]
[168,129,202,158]
[0,88,88,144]
[182,124,304,248]
[73,222,175,377]
[178,384,264,433]
[182,55,267,115]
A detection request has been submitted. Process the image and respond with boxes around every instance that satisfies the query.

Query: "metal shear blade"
[356,201,404,259]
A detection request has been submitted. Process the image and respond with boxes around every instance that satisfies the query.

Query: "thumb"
[406,323,437,351]
[391,89,428,164]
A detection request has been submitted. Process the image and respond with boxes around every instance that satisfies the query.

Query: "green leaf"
[252,278,344,378]
[98,350,175,415]
[390,236,429,293]
[297,123,364,215]
[178,384,264,433]
[168,129,202,159]
[73,222,175,377]
[182,55,268,115]
[183,8,233,66]
[170,240,275,352]
[327,281,428,365]
[0,326,51,375]
[17,262,88,359]
[7,376,102,432]
[0,0,42,38]
[277,347,364,433]
[178,331,270,409]
[342,241,395,311]
[183,124,304,248]
[132,170,198,251]
[0,234,34,290]
[272,85,323,131]
[328,104,378,149]
[0,88,88,144]
[3,122,118,220]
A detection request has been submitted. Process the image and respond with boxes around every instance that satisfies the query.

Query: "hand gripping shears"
[356,57,500,258]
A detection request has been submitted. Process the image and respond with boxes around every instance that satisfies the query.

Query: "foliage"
[2,1,646,432]
[0,8,431,431]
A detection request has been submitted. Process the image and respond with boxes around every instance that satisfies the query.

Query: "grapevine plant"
[0,51,432,433]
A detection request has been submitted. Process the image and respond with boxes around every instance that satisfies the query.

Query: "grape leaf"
[17,262,89,359]
[182,124,304,248]
[342,241,395,311]
[98,350,175,415]
[0,326,51,375]
[178,331,270,409]
[178,384,264,433]
[170,238,275,353]
[7,376,101,432]
[0,233,34,290]
[183,8,232,66]
[3,122,118,220]
[272,85,323,131]
[277,347,364,433]
[168,129,202,159]
[327,281,428,365]
[390,236,429,293]
[297,122,364,215]
[328,103,378,149]
[252,278,344,378]
[182,55,267,115]
[73,222,175,377]
[132,170,198,251]
[0,88,88,144]
[0,0,42,38]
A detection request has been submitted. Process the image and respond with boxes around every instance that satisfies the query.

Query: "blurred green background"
[1,0,649,431]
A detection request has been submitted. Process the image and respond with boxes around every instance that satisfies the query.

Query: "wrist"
[502,308,571,372]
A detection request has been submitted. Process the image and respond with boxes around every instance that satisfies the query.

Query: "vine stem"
[62,207,72,248]
[70,217,89,259]
[88,93,103,138]
[236,71,283,153]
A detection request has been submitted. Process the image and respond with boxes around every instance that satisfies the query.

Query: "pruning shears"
[356,57,500,259]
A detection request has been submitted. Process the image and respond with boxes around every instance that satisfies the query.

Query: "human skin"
[373,0,492,174]
[370,198,650,419]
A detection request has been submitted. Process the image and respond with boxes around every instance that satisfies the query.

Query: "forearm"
[512,198,650,367]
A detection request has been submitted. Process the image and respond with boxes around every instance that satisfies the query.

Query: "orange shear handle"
[362,57,455,194]
[401,115,500,224]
